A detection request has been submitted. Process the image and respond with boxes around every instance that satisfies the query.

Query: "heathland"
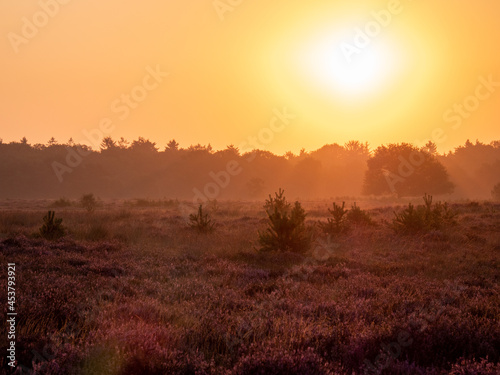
[0,197,498,374]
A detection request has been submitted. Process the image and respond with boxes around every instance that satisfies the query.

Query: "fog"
[1,138,499,201]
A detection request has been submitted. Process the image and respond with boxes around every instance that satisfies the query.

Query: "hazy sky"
[1,1,499,154]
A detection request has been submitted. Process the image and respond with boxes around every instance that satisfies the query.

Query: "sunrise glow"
[0,0,499,154]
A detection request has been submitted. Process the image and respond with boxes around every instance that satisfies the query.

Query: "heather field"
[1,199,499,374]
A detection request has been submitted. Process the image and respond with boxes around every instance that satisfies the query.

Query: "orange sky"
[1,0,499,154]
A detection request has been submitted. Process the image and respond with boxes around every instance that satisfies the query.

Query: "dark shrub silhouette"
[80,193,97,213]
[346,202,374,226]
[258,188,310,253]
[50,197,72,208]
[189,204,215,233]
[39,211,65,240]
[318,202,349,235]
[392,194,457,234]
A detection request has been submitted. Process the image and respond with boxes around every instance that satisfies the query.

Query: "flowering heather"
[0,200,499,374]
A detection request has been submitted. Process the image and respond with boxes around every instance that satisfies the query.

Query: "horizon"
[2,135,498,156]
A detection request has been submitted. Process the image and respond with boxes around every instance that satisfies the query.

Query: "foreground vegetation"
[0,199,499,374]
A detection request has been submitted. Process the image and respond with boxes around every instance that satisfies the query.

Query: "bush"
[346,202,374,226]
[258,188,311,253]
[189,204,216,233]
[492,183,500,201]
[39,211,65,240]
[318,202,348,235]
[392,194,457,234]
[80,193,98,212]
[87,222,109,241]
[50,197,73,208]
[392,202,424,234]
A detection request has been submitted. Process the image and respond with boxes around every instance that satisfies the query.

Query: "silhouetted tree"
[344,140,370,155]
[47,137,58,146]
[130,137,158,153]
[422,140,438,155]
[20,137,28,145]
[118,137,129,149]
[187,143,213,153]
[32,143,45,150]
[363,143,454,197]
[259,189,310,253]
[224,144,240,157]
[166,139,179,151]
[464,139,474,148]
[100,136,117,151]
[442,140,500,198]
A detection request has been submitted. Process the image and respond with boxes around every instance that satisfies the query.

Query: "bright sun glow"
[297,30,402,100]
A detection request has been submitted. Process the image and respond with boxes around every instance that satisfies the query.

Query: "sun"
[296,30,403,100]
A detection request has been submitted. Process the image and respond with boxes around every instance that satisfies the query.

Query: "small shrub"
[392,202,426,234]
[346,202,374,226]
[39,211,65,240]
[87,222,109,241]
[492,183,500,201]
[80,193,98,212]
[189,204,215,233]
[392,194,457,234]
[318,202,349,235]
[258,188,311,253]
[50,197,72,208]
[432,201,458,226]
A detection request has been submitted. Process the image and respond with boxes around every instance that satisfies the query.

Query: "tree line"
[0,136,499,200]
